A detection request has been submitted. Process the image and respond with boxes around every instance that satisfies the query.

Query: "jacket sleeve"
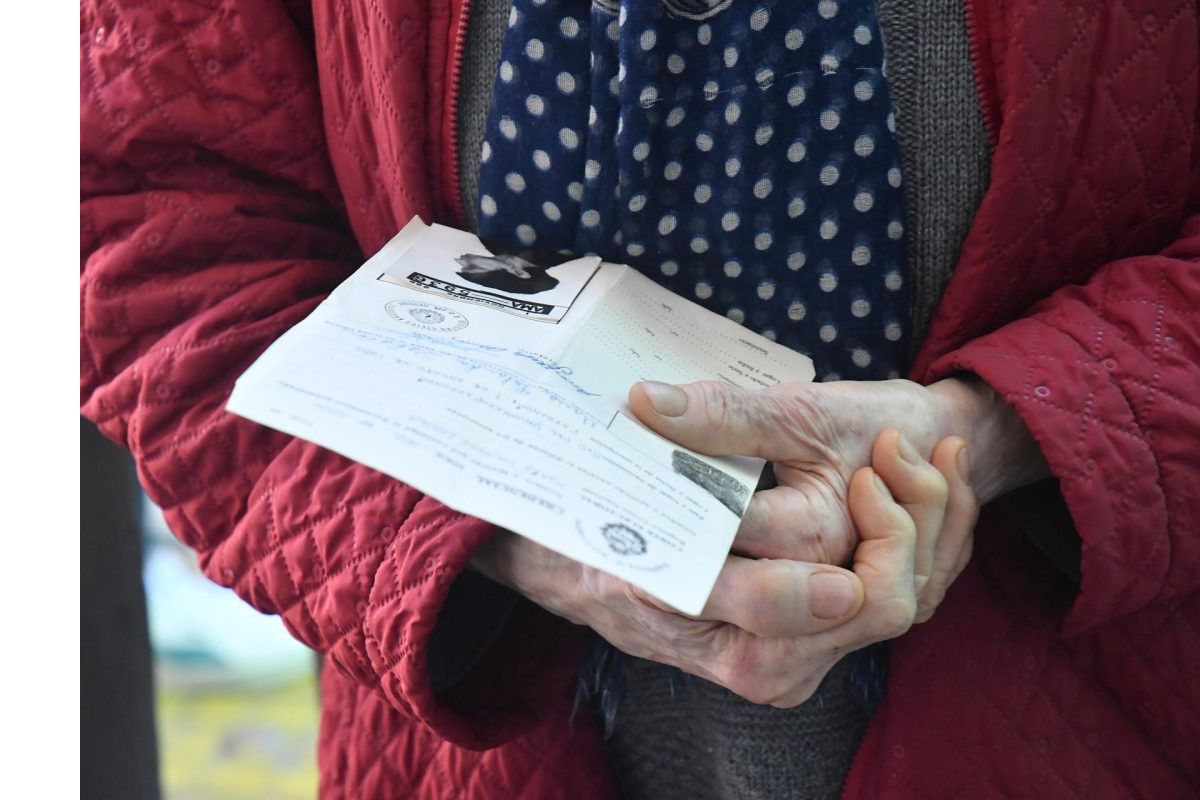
[80,0,584,748]
[924,213,1200,635]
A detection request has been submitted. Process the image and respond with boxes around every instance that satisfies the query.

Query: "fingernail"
[642,381,688,417]
[956,445,971,482]
[872,472,892,500]
[897,434,921,465]
[811,572,857,619]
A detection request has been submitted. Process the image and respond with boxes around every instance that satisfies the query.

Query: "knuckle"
[919,470,950,505]
[869,596,917,640]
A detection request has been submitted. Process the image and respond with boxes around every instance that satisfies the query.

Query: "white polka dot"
[691,236,710,253]
[698,24,712,45]
[508,7,519,27]
[668,54,686,74]
[663,161,682,180]
[854,24,872,45]
[819,164,840,185]
[499,117,518,140]
[754,232,773,250]
[852,245,871,265]
[639,86,659,106]
[641,30,657,50]
[819,324,838,342]
[559,128,580,149]
[787,197,806,218]
[756,281,775,300]
[721,211,740,231]
[750,7,770,30]
[658,214,678,235]
[825,371,841,381]
[820,219,839,239]
[628,194,647,212]
[788,301,806,320]
[785,28,804,49]
[887,112,896,132]
[525,39,544,60]
[568,182,583,201]
[499,61,514,82]
[853,191,874,212]
[481,195,497,216]
[756,67,775,87]
[703,80,720,100]
[609,76,620,96]
[694,184,712,203]
[585,160,601,180]
[557,72,576,94]
[851,349,872,368]
[787,251,806,270]
[505,172,526,192]
[854,135,875,156]
[888,167,903,187]
[607,20,619,41]
[480,141,491,163]
[725,157,741,177]
[724,46,739,68]
[851,298,872,317]
[696,132,714,151]
[627,242,646,257]
[613,230,624,245]
[885,270,903,290]
[619,5,627,23]
[787,140,807,162]
[725,101,741,124]
[753,177,773,199]
[589,105,598,127]
[818,0,838,18]
[755,124,774,145]
[723,260,742,277]
[695,281,713,299]
[560,17,580,37]
[727,307,746,324]
[854,80,874,101]
[819,272,838,292]
[761,329,777,341]
[542,201,561,221]
[820,109,840,130]
[885,322,903,341]
[666,107,686,127]
[532,150,551,170]
[516,224,537,245]
[787,85,806,107]
[582,209,600,227]
[820,54,839,73]
[661,260,679,276]
[888,221,904,239]
[633,141,651,161]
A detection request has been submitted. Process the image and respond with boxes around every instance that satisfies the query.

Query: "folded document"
[227,218,814,614]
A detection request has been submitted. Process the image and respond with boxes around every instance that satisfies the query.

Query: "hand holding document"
[227,218,813,614]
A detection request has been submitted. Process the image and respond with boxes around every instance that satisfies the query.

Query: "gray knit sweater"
[451,2,990,797]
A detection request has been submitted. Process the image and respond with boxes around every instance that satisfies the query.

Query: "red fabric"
[80,1,1199,797]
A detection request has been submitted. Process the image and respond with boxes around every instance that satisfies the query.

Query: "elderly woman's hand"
[627,376,1047,571]
[473,426,976,706]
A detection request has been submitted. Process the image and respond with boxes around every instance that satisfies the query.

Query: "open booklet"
[227,218,814,614]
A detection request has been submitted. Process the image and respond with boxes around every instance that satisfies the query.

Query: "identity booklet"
[227,218,813,614]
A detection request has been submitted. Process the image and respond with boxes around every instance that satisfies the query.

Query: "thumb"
[629,380,790,459]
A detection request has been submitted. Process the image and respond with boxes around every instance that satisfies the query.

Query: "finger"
[629,380,819,462]
[916,437,979,622]
[871,428,949,595]
[698,554,864,638]
[734,484,852,564]
[826,467,919,648]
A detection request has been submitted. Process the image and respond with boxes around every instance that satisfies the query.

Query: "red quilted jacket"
[81,1,1199,796]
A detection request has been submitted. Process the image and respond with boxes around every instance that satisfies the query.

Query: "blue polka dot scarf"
[477,0,910,382]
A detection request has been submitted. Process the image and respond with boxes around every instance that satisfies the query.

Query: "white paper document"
[227,218,814,614]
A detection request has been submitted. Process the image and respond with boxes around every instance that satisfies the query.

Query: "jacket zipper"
[963,0,1000,147]
[446,0,474,228]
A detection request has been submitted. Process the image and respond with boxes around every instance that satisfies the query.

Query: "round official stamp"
[385,301,469,333]
[601,523,647,556]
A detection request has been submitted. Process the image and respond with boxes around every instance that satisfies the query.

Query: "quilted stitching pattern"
[81,0,1199,796]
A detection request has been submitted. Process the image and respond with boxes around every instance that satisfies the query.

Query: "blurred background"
[82,419,319,799]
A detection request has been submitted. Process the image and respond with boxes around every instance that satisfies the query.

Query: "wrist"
[470,529,585,621]
[928,375,1049,504]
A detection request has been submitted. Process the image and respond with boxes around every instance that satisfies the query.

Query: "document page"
[227,218,814,614]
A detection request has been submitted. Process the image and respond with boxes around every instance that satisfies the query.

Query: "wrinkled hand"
[629,376,1046,570]
[473,430,976,706]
